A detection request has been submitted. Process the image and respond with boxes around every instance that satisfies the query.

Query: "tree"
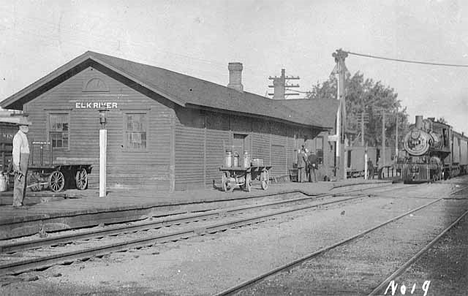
[437,117,448,124]
[307,72,409,151]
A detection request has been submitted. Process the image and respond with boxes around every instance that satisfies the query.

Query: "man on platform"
[307,152,318,182]
[12,117,31,208]
[297,145,308,183]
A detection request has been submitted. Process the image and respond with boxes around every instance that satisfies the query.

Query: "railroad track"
[214,185,468,296]
[0,183,408,277]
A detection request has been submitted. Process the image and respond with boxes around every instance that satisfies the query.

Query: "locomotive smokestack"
[415,115,424,129]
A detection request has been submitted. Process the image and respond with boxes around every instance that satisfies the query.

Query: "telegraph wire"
[346,50,468,68]
[285,88,310,94]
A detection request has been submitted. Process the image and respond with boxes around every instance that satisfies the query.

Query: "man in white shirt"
[12,118,31,208]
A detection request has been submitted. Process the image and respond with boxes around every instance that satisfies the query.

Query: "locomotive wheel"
[28,171,42,192]
[75,168,88,190]
[49,171,65,192]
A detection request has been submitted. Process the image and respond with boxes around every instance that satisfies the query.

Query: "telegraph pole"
[268,69,300,99]
[358,111,369,146]
[382,112,386,168]
[361,111,365,146]
[395,107,399,158]
[331,49,349,180]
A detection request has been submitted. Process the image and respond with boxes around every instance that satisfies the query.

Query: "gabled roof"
[278,97,339,129]
[1,51,335,129]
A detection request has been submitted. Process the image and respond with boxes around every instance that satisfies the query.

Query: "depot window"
[124,112,148,150]
[48,113,70,149]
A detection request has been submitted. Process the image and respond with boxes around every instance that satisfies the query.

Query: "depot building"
[1,51,338,192]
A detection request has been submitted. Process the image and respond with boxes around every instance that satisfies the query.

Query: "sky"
[0,0,467,132]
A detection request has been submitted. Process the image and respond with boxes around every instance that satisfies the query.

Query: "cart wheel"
[49,171,65,192]
[75,168,88,190]
[221,172,228,192]
[245,173,252,192]
[28,171,42,192]
[261,180,268,190]
[261,171,269,190]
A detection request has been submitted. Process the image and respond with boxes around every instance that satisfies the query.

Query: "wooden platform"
[0,179,391,240]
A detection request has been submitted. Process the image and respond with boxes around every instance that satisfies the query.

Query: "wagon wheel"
[49,170,65,192]
[245,173,252,192]
[261,171,269,190]
[27,171,42,192]
[75,168,88,190]
[221,172,229,192]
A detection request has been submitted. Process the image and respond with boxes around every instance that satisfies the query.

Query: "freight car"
[398,115,468,183]
[345,146,394,179]
[0,118,19,173]
[0,116,92,192]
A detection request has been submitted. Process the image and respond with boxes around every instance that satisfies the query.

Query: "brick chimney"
[227,62,243,92]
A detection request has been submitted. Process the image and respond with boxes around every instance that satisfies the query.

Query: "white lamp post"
[99,109,108,197]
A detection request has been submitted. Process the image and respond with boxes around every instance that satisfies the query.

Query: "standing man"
[367,159,374,179]
[308,152,318,182]
[297,145,308,183]
[12,117,31,208]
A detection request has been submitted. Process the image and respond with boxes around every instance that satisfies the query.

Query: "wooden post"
[364,143,368,180]
[361,111,365,146]
[332,49,349,180]
[382,112,386,170]
[99,129,107,197]
[395,111,399,158]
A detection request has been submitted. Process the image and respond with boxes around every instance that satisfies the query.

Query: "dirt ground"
[391,215,468,296]
[0,182,465,296]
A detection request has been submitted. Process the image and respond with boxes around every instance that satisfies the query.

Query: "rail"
[214,185,468,296]
[0,183,403,276]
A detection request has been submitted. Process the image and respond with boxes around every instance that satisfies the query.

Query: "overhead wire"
[345,50,468,68]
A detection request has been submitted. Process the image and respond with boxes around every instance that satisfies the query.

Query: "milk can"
[225,150,232,168]
[243,151,250,168]
[233,152,240,167]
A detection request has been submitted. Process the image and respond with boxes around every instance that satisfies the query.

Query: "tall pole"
[332,49,349,180]
[361,111,365,146]
[99,110,108,197]
[395,109,399,158]
[268,69,300,99]
[382,112,386,168]
[100,129,107,197]
[364,143,368,180]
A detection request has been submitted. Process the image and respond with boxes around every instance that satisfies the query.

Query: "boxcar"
[0,120,18,173]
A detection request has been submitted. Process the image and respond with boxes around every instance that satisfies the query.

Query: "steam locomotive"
[399,115,468,183]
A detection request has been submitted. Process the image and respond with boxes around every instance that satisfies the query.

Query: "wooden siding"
[271,144,286,176]
[174,110,325,189]
[0,123,16,172]
[21,65,328,192]
[174,107,205,191]
[251,118,271,166]
[205,113,230,187]
[23,67,173,192]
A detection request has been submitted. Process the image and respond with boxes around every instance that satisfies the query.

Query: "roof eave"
[185,103,331,131]
[0,52,186,110]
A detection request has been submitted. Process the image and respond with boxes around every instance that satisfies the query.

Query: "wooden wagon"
[27,163,92,192]
[219,165,272,192]
[26,141,93,192]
